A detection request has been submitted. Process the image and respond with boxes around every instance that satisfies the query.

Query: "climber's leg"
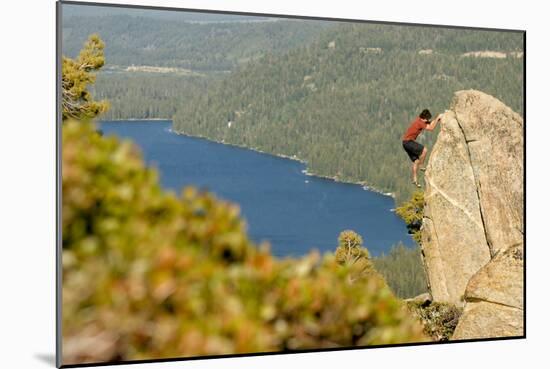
[418,147,428,170]
[412,160,420,186]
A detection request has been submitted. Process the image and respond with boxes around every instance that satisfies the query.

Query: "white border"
[1,1,546,368]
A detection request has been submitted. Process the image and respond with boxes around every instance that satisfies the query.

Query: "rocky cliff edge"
[421,89,524,339]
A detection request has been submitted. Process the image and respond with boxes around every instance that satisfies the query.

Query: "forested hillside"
[62,14,334,71]
[173,23,523,203]
[92,73,209,120]
[66,11,335,120]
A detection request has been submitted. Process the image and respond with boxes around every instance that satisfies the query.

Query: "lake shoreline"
[170,127,396,200]
[100,120,412,254]
[100,119,396,200]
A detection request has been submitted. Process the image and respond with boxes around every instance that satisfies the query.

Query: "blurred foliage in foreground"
[373,243,428,299]
[62,120,428,365]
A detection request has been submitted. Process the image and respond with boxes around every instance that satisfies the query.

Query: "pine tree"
[334,230,378,283]
[62,34,109,120]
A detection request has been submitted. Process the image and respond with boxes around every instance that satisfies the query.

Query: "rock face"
[421,90,524,338]
[452,244,524,339]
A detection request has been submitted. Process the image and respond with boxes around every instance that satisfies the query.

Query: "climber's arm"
[425,114,443,131]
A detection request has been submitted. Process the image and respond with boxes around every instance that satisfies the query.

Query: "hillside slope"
[62,14,334,71]
[173,23,523,203]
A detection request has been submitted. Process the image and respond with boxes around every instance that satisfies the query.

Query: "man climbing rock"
[402,109,442,187]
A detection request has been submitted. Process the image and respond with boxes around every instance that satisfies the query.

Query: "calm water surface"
[100,120,414,257]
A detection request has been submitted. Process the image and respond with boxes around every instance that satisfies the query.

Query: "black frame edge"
[522,30,526,339]
[59,335,525,368]
[56,1,63,367]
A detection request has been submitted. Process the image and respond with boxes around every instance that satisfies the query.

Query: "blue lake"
[100,120,414,257]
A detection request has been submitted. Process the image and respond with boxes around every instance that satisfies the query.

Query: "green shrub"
[406,301,462,341]
[395,190,424,244]
[62,120,428,365]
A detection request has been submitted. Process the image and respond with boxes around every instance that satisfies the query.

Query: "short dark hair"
[419,109,432,121]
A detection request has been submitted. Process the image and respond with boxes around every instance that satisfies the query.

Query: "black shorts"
[402,140,424,162]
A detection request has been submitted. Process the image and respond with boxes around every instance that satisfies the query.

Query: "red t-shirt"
[402,117,428,141]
